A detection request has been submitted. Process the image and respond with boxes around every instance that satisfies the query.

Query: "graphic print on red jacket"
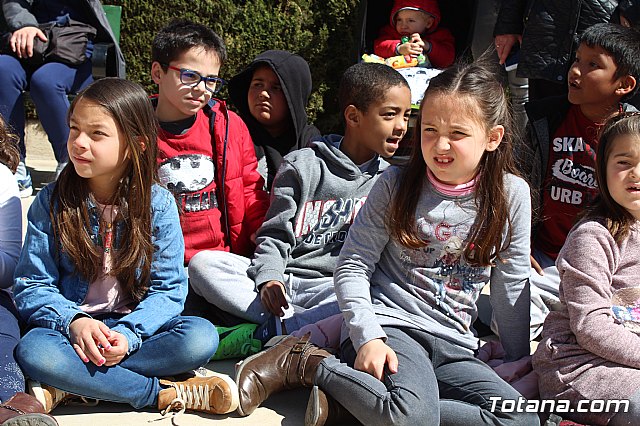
[373,0,455,68]
[156,100,269,263]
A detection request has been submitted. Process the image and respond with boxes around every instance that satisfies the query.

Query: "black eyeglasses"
[163,64,226,94]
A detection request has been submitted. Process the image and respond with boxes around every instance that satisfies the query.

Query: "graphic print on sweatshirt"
[612,287,640,334]
[158,154,218,213]
[401,216,487,325]
[294,197,368,245]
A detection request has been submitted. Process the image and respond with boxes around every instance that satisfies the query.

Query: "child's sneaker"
[212,323,262,361]
[254,315,283,346]
[27,381,72,414]
[158,373,239,416]
[15,161,33,198]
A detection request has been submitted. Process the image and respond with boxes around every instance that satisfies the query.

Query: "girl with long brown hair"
[11,78,238,418]
[241,59,536,425]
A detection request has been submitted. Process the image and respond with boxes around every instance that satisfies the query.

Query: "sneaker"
[15,161,33,198]
[27,381,71,414]
[211,324,262,361]
[254,315,283,346]
[54,162,67,180]
[158,373,239,416]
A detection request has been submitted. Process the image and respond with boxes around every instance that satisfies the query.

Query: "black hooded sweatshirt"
[229,50,321,190]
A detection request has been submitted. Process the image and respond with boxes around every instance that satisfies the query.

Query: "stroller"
[355,0,477,155]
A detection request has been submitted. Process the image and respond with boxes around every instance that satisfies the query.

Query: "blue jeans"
[0,291,24,403]
[15,315,217,409]
[0,55,93,163]
[315,326,539,426]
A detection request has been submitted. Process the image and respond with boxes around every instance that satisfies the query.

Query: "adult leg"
[315,327,440,426]
[29,60,93,164]
[16,327,160,409]
[0,292,24,403]
[0,56,28,159]
[471,0,499,59]
[433,335,539,426]
[283,276,341,333]
[508,69,529,131]
[188,250,269,324]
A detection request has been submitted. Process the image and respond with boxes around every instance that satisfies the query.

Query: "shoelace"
[160,383,211,416]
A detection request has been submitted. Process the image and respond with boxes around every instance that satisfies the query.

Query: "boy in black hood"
[229,50,320,190]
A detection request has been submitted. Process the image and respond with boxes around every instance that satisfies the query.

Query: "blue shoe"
[254,315,283,345]
[15,161,33,198]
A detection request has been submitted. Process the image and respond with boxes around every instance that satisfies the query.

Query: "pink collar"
[426,168,477,196]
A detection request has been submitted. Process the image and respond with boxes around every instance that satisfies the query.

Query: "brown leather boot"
[305,386,360,426]
[0,392,58,425]
[235,333,330,416]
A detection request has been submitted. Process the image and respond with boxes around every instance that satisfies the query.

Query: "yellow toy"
[362,53,429,69]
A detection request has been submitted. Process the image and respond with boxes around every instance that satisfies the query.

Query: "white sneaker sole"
[26,380,49,413]
[207,371,239,414]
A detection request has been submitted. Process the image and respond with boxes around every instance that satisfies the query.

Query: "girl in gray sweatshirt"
[313,60,537,425]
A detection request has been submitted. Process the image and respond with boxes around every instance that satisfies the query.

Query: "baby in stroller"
[374,0,455,69]
[366,0,454,107]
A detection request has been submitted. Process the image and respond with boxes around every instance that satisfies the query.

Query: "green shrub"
[105,0,362,133]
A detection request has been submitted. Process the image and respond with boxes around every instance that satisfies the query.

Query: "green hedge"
[105,0,363,133]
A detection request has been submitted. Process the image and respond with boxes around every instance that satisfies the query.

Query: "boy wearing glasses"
[150,19,269,266]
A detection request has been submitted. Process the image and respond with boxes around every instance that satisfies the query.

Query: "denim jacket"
[13,183,187,354]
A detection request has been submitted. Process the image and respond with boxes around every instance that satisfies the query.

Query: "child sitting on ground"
[374,0,455,69]
[235,58,536,425]
[150,19,269,265]
[188,62,412,359]
[0,117,57,426]
[229,50,321,191]
[519,23,640,339]
[13,78,237,417]
[533,112,640,426]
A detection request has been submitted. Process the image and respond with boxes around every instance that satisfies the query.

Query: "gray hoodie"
[247,135,390,287]
[335,167,532,361]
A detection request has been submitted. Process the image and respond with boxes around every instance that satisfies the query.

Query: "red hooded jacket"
[373,0,455,68]
[156,98,269,263]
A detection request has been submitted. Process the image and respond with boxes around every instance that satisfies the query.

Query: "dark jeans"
[315,326,539,426]
[0,55,93,163]
[0,290,24,402]
[16,315,217,408]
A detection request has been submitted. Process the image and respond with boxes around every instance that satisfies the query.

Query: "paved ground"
[20,120,309,425]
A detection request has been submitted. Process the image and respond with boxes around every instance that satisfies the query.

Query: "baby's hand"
[354,338,398,381]
[69,317,111,366]
[102,331,129,366]
[397,40,423,56]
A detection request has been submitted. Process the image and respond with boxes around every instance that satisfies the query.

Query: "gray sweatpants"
[188,250,340,332]
[529,249,561,339]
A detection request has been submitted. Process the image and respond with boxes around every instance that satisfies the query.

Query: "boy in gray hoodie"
[188,63,412,358]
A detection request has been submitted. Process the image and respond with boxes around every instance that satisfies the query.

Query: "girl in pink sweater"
[533,112,640,425]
